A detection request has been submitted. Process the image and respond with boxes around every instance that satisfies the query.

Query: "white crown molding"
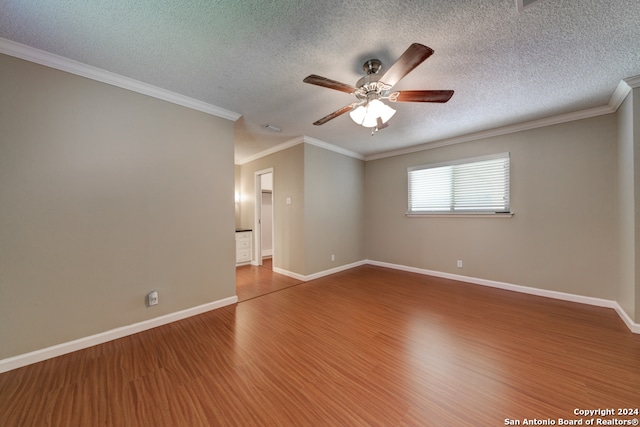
[0,37,241,121]
[365,259,639,334]
[608,79,633,109]
[624,74,640,89]
[235,135,364,165]
[366,104,616,161]
[5,37,637,169]
[0,296,238,374]
[236,136,306,165]
[302,136,364,160]
[366,78,637,161]
[243,75,638,164]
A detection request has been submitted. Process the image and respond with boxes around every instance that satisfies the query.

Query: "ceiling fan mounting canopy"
[303,43,454,129]
[363,59,382,75]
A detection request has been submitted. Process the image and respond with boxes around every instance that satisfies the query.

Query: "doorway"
[254,169,274,268]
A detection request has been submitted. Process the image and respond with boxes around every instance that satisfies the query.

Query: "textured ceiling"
[2,0,640,162]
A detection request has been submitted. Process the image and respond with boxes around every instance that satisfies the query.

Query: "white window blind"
[408,153,510,214]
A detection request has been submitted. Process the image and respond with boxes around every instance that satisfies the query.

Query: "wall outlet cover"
[148,291,159,306]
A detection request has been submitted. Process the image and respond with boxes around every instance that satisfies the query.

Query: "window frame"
[406,152,512,217]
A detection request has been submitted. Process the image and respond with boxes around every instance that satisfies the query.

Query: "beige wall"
[238,143,365,277]
[365,114,619,300]
[635,89,640,322]
[0,54,236,359]
[3,50,636,363]
[235,165,242,226]
[304,144,365,274]
[617,92,636,320]
[239,144,305,274]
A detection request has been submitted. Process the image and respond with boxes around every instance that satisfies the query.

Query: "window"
[407,153,510,215]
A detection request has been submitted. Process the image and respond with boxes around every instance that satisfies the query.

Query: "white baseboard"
[272,267,306,281]
[366,259,639,334]
[613,304,640,334]
[0,296,238,374]
[4,260,637,374]
[273,260,368,282]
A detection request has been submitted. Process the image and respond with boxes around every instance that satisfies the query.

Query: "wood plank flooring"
[235,258,302,302]
[1,265,639,426]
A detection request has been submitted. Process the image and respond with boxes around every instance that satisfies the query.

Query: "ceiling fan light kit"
[303,43,454,132]
[349,99,396,128]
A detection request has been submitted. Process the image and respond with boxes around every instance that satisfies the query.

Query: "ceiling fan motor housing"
[355,77,392,101]
[355,59,393,101]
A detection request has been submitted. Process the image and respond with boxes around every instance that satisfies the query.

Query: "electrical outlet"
[331,254,335,261]
[457,260,463,268]
[148,291,158,306]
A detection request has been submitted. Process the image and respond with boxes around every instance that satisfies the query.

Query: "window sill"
[406,212,514,218]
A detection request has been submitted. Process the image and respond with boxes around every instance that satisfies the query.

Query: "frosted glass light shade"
[349,99,396,128]
[349,105,367,125]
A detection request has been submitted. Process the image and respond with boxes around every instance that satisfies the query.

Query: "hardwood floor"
[1,265,639,426]
[236,258,303,301]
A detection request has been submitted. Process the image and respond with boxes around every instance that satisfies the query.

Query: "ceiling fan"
[303,43,454,133]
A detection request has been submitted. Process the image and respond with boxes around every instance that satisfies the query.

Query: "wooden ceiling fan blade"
[312,104,356,125]
[381,43,434,87]
[392,90,454,103]
[303,74,357,94]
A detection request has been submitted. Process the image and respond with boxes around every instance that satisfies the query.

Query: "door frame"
[254,168,274,266]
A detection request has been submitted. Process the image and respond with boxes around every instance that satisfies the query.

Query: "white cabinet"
[235,230,252,265]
